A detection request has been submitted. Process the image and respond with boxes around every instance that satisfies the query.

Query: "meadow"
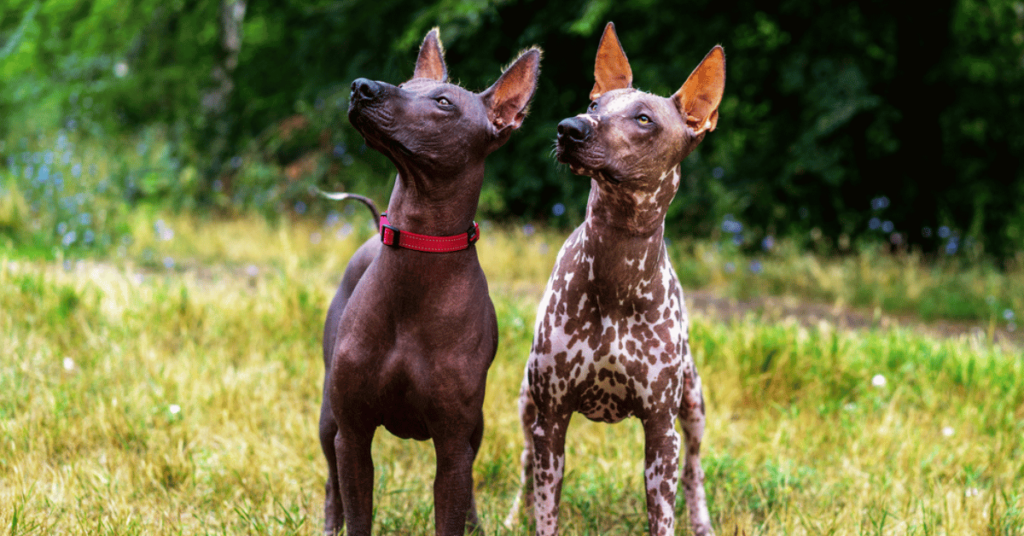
[3,4,1024,532]
[2,212,1022,535]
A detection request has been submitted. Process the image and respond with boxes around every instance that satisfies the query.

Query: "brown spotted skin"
[321,28,541,536]
[507,22,722,536]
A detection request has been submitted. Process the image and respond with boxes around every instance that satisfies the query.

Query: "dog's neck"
[384,162,485,238]
[579,164,680,296]
[584,163,680,237]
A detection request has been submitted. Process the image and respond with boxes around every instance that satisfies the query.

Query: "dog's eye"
[588,101,598,112]
[637,114,652,125]
[436,97,452,106]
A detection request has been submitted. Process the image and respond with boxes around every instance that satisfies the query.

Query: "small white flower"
[871,374,887,388]
[942,426,954,437]
[168,404,181,415]
[966,487,980,497]
[154,219,174,241]
[114,61,129,78]
[63,357,75,371]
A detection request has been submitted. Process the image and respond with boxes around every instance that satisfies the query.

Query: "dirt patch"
[686,289,1021,350]
[16,258,1020,351]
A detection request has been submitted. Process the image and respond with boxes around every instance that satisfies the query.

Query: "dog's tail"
[312,188,381,228]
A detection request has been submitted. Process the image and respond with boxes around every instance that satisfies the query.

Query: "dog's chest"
[529,225,691,422]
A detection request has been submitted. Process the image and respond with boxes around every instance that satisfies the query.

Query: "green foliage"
[2,0,1024,259]
[0,129,190,258]
[0,0,214,135]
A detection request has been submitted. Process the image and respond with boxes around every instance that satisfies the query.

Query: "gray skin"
[319,29,540,536]
[508,22,724,536]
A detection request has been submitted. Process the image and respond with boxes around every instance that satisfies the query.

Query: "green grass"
[671,239,1023,328]
[2,215,1022,535]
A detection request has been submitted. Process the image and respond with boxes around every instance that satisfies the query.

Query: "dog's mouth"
[347,102,381,135]
[348,106,413,157]
[557,143,620,184]
[556,141,591,172]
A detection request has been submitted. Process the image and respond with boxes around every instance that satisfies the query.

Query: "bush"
[2,0,1022,259]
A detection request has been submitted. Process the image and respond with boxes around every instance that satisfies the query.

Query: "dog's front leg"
[336,429,375,536]
[433,433,480,536]
[530,406,570,536]
[642,417,681,536]
[505,375,538,529]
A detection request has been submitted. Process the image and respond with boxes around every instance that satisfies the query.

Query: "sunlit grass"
[673,238,1023,327]
[4,128,1022,327]
[25,208,1016,330]
[2,215,1022,535]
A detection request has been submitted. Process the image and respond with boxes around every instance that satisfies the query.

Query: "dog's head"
[348,28,541,176]
[557,23,725,187]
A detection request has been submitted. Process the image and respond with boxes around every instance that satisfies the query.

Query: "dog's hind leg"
[319,396,344,534]
[678,359,714,536]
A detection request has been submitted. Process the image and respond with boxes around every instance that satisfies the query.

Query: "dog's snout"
[350,78,382,103]
[557,117,592,144]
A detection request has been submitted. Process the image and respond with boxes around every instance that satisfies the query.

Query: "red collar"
[379,212,480,253]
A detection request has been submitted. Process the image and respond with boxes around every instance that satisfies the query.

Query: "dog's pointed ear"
[413,27,448,82]
[481,47,542,139]
[590,22,632,101]
[672,45,726,135]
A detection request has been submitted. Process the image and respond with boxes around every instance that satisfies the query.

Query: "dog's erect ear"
[413,27,448,82]
[590,22,632,101]
[672,45,726,135]
[481,47,542,136]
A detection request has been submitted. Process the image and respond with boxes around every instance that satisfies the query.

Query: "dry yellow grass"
[2,214,1021,535]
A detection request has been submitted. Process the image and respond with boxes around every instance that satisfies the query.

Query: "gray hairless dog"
[320,28,541,536]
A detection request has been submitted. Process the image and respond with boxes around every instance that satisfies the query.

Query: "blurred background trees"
[2,0,1022,260]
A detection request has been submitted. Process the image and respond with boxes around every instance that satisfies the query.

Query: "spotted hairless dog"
[320,29,540,536]
[508,23,725,536]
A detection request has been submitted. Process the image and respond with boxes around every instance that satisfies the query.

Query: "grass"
[3,128,1022,328]
[2,213,1023,535]
[671,239,1023,328]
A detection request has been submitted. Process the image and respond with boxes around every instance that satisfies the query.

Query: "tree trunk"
[201,0,246,183]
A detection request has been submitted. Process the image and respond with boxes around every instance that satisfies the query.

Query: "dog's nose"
[557,117,591,144]
[350,78,381,103]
